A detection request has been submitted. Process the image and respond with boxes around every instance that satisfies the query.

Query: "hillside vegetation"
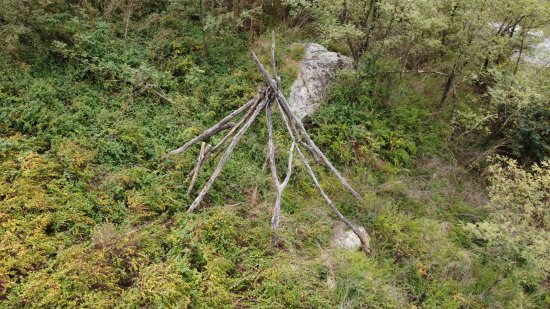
[0,0,549,307]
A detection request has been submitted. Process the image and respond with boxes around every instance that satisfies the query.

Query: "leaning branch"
[251,52,362,200]
[187,142,208,194]
[187,95,261,178]
[165,35,371,255]
[266,102,295,231]
[295,146,371,254]
[164,97,258,157]
[274,95,370,254]
[187,93,269,212]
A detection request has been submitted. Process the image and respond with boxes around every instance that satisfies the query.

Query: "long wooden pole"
[251,52,362,200]
[165,97,257,157]
[187,94,269,212]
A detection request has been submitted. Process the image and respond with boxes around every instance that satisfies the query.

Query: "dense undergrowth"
[1,1,549,308]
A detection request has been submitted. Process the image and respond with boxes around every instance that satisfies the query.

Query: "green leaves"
[465,157,550,305]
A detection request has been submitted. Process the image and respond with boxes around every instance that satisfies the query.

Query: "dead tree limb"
[383,69,448,77]
[187,93,269,212]
[164,97,257,157]
[165,36,370,255]
[251,51,362,200]
[187,142,207,195]
[271,31,281,87]
[186,95,261,178]
[295,146,371,254]
[207,96,261,159]
[271,31,278,82]
[275,94,371,254]
[266,102,295,231]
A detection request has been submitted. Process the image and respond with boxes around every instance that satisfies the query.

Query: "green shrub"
[307,56,447,168]
[465,156,550,306]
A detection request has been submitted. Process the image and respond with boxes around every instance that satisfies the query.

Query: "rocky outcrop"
[288,43,353,119]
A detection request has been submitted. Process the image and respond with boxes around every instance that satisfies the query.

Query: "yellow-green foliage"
[466,157,550,305]
[1,1,549,307]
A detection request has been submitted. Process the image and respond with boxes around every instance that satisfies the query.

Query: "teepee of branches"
[165,33,371,254]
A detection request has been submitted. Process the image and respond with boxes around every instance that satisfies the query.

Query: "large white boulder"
[288,43,353,119]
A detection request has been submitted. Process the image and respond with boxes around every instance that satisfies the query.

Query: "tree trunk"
[440,69,455,107]
[199,0,210,58]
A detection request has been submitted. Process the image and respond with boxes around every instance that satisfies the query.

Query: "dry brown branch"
[187,94,269,212]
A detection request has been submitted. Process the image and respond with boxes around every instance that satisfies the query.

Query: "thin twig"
[383,69,448,77]
[150,88,176,104]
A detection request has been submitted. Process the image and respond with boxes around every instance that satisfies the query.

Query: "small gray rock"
[332,223,369,250]
[288,43,353,119]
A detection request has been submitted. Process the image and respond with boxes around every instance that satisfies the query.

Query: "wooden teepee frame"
[165,33,370,254]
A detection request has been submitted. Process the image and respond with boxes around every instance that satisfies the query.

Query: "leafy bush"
[307,57,447,168]
[466,156,550,306]
[455,69,550,163]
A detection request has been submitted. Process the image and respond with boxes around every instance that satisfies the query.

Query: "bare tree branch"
[271,31,279,84]
[164,96,258,157]
[282,143,295,188]
[266,101,295,231]
[187,142,207,194]
[168,35,371,255]
[295,146,371,254]
[187,93,269,212]
[251,52,362,200]
[383,69,448,77]
[186,95,261,178]
[209,96,260,159]
[267,103,281,186]
[274,95,371,253]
